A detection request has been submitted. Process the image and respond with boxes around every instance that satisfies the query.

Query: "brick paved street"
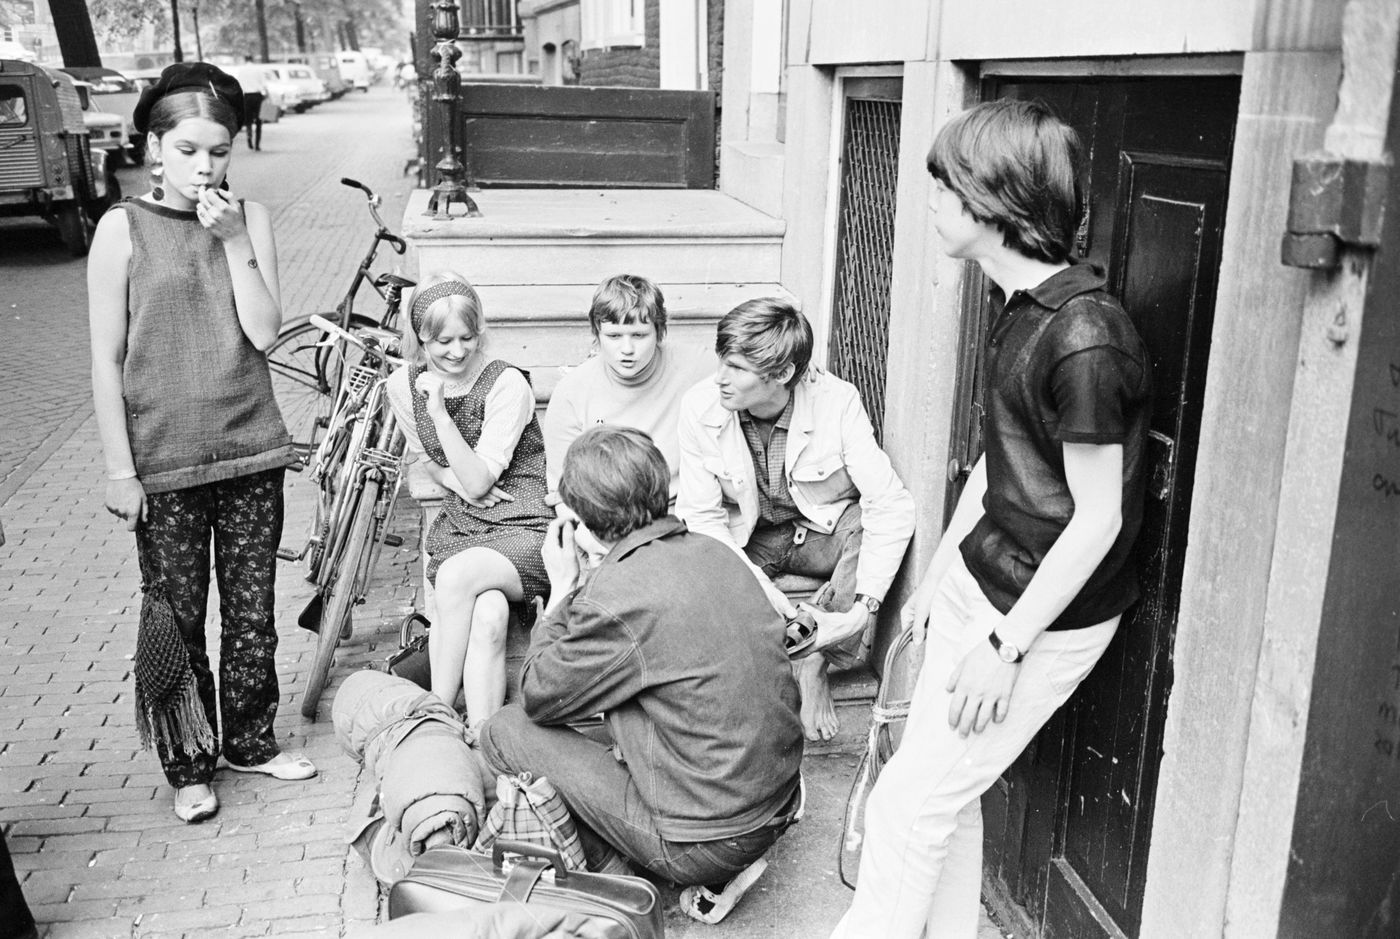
[0,86,426,938]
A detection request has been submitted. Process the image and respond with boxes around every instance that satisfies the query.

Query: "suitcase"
[388,840,664,939]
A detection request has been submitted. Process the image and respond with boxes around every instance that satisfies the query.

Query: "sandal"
[679,856,769,924]
[784,612,818,658]
[226,754,318,781]
[173,784,219,824]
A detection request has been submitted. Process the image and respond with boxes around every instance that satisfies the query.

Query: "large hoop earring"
[150,162,164,202]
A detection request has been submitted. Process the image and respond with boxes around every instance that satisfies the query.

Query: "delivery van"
[335,51,371,92]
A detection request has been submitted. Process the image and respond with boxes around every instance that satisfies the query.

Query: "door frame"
[942,55,1244,939]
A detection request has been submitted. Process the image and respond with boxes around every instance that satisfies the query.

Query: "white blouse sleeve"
[386,367,426,459]
[475,366,536,479]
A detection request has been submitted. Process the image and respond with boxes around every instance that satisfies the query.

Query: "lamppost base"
[425,183,482,219]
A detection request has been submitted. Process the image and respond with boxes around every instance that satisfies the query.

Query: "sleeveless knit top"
[119,198,295,493]
[410,360,551,528]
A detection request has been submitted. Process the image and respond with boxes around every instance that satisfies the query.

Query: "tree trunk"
[254,0,270,62]
[342,3,360,51]
[294,6,306,54]
[46,0,102,67]
[169,0,184,63]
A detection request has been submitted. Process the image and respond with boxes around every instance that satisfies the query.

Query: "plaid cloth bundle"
[472,772,588,871]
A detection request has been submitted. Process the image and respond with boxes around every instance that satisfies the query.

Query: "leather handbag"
[384,612,431,690]
[388,841,664,939]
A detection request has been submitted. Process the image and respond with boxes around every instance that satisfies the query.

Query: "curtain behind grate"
[829,93,901,445]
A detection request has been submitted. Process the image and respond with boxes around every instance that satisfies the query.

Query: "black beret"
[133,62,244,134]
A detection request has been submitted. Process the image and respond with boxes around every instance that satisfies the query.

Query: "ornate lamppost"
[426,0,481,218]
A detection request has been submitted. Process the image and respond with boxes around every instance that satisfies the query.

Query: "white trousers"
[831,558,1118,939]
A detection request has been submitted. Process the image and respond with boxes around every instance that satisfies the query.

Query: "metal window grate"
[828,95,901,444]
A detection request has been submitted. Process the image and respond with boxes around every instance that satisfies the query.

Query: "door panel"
[966,76,1238,937]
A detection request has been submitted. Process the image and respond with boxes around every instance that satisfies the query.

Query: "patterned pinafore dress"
[413,360,552,603]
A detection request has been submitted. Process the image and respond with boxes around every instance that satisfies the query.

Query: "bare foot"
[795,654,840,742]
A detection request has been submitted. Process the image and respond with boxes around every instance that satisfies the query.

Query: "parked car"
[265,64,327,111]
[61,66,144,161]
[334,51,372,92]
[289,54,349,99]
[0,59,121,254]
[71,80,137,166]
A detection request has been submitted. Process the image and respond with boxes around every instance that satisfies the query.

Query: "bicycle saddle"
[374,273,417,290]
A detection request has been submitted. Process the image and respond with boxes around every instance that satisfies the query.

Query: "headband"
[410,281,478,335]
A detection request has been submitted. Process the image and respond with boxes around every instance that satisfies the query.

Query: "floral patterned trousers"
[135,469,285,787]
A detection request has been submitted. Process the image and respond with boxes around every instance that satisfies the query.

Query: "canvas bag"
[474,773,588,872]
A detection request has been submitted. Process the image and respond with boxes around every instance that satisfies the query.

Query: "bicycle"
[266,177,414,459]
[282,313,407,719]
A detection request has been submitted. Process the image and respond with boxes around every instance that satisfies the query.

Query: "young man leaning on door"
[831,98,1152,939]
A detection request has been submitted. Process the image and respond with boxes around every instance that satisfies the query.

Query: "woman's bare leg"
[428,547,523,713]
[463,589,510,725]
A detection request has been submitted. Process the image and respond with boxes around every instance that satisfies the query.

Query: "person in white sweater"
[543,274,711,505]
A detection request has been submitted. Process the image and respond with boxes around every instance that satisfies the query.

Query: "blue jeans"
[745,502,866,669]
[479,705,789,886]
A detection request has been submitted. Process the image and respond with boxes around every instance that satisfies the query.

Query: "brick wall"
[579,0,660,88]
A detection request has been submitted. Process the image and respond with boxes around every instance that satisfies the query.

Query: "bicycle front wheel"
[267,313,377,457]
[301,475,381,719]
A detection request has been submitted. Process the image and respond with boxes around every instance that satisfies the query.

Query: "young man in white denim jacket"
[676,298,915,742]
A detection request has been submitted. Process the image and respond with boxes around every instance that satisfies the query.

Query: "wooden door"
[963,77,1240,937]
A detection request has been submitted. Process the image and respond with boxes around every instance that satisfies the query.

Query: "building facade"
[716,0,1400,936]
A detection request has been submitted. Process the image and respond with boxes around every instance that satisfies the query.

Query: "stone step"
[404,188,786,286]
[472,280,795,322]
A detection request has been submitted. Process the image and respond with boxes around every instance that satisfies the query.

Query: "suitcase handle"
[492,839,571,880]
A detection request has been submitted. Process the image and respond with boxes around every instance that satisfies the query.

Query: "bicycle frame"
[314,377,404,602]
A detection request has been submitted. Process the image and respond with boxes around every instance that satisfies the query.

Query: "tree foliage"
[85,0,406,60]
[88,0,172,45]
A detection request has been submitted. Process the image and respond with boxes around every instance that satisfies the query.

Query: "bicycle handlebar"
[340,177,405,253]
[310,314,405,367]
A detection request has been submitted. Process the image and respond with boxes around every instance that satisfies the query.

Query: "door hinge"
[1281,153,1389,269]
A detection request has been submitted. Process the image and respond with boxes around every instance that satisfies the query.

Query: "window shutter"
[580,0,644,49]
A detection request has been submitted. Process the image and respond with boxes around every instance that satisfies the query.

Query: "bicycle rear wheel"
[267,313,376,457]
[301,475,381,719]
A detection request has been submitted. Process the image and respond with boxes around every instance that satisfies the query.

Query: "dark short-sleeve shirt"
[959,263,1151,630]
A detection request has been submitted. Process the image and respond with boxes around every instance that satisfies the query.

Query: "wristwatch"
[854,593,881,615]
[988,629,1025,664]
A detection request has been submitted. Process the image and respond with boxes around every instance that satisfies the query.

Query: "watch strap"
[854,593,880,614]
[988,629,1025,663]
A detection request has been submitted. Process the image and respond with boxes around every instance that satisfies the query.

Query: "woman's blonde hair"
[401,271,486,366]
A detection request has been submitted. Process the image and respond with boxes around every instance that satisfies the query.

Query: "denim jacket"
[675,368,916,602]
[519,516,804,842]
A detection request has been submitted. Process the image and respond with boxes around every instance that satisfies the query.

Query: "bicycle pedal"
[382,533,404,548]
[275,547,301,561]
[315,416,329,429]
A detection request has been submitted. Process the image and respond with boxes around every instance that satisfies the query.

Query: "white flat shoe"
[173,784,219,823]
[226,754,317,781]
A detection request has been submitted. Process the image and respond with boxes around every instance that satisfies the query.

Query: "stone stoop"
[402,188,793,405]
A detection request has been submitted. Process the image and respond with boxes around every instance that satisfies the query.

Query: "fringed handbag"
[132,558,215,754]
[838,627,921,889]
